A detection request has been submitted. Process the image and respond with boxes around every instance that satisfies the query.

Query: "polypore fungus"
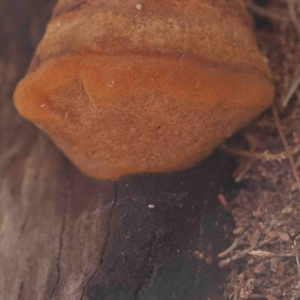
[14,0,274,179]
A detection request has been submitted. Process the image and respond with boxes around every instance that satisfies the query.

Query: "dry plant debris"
[219,1,300,299]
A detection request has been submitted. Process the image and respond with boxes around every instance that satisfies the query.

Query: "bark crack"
[134,210,164,300]
[49,197,68,299]
[17,282,24,300]
[79,182,118,300]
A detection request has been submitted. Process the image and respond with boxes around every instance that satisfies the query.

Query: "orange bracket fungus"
[14,0,274,180]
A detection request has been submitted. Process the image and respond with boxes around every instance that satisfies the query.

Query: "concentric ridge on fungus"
[14,0,274,179]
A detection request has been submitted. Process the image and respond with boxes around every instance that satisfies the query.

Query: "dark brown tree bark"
[0,1,235,299]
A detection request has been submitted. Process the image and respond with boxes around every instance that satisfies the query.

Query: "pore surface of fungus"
[14,0,274,179]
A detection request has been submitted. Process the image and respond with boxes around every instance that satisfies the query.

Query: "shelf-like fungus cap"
[14,0,274,179]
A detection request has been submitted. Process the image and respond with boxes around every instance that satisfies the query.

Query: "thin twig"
[217,194,231,211]
[221,144,286,162]
[218,238,240,258]
[233,286,240,300]
[248,294,265,299]
[287,0,300,38]
[234,158,256,182]
[272,106,300,192]
[294,234,300,279]
[279,274,298,289]
[281,72,300,108]
[245,0,290,22]
[248,250,295,257]
[219,238,278,268]
[291,290,300,300]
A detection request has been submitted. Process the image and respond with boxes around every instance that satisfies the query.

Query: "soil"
[219,1,300,299]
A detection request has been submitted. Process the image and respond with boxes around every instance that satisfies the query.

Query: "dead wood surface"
[0,1,235,299]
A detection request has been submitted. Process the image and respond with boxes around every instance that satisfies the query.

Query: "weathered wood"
[0,1,235,299]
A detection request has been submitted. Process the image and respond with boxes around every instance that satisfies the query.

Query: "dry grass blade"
[221,144,286,162]
[287,0,300,37]
[294,234,300,279]
[281,72,300,108]
[233,286,240,300]
[248,250,294,257]
[218,238,240,258]
[234,158,257,182]
[219,238,278,268]
[272,106,300,192]
[245,0,290,22]
[278,275,298,289]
